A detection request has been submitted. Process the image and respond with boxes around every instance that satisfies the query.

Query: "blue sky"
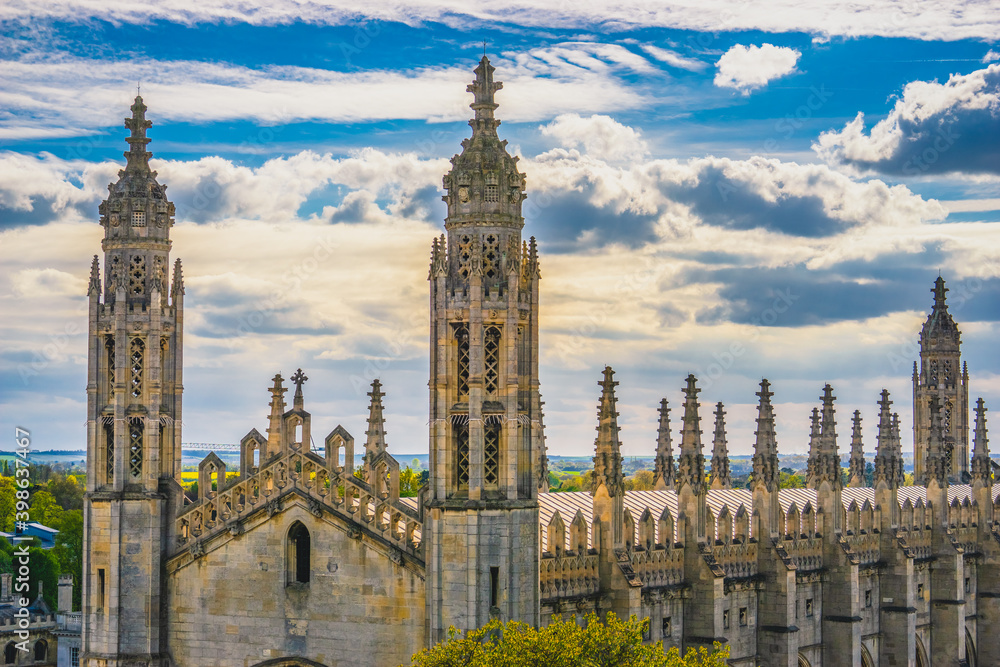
[1,2,999,459]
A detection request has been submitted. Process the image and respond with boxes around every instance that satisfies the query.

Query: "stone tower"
[83,95,183,667]
[913,277,969,482]
[425,55,541,641]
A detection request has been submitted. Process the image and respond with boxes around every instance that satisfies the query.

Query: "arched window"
[34,639,47,661]
[3,642,14,664]
[287,522,311,585]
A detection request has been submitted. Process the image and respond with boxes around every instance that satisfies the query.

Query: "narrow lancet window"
[484,326,501,395]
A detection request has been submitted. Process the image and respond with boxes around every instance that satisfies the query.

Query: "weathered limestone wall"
[166,502,425,667]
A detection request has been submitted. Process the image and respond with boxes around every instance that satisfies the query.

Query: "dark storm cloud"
[527,190,659,252]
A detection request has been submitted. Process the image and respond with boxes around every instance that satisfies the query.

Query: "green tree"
[779,472,805,489]
[399,466,422,497]
[0,477,15,532]
[409,613,729,667]
[29,489,62,526]
[21,547,59,610]
[625,470,656,491]
[47,473,84,511]
[52,510,83,611]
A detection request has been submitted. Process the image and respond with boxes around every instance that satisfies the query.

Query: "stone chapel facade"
[82,57,998,667]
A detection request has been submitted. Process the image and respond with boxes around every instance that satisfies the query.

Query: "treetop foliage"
[408,613,729,667]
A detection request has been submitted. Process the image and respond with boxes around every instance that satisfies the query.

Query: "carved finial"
[290,368,308,409]
[874,390,903,489]
[468,54,502,123]
[675,374,705,493]
[847,410,866,487]
[266,373,288,452]
[752,379,780,491]
[924,394,949,486]
[591,366,624,497]
[971,398,991,485]
[364,379,388,456]
[652,398,675,490]
[709,402,731,490]
[88,255,101,296]
[123,94,153,176]
[172,258,184,299]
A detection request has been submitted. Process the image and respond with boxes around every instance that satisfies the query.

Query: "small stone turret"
[265,373,287,455]
[847,410,866,487]
[807,385,842,490]
[592,366,624,498]
[709,402,731,490]
[923,395,950,487]
[873,390,904,490]
[652,399,675,490]
[971,398,990,487]
[675,374,705,494]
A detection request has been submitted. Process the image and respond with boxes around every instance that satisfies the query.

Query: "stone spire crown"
[652,398,675,490]
[752,379,779,490]
[921,276,960,344]
[710,402,731,489]
[675,374,705,493]
[364,379,388,456]
[971,398,991,484]
[591,366,624,497]
[124,95,153,177]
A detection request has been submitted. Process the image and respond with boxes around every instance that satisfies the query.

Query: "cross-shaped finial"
[290,368,308,390]
[483,39,487,56]
[137,80,141,96]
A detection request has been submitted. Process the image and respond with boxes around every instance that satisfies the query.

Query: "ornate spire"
[924,394,949,486]
[266,373,287,452]
[921,276,960,343]
[88,255,101,296]
[652,399,675,490]
[847,410,866,487]
[591,367,624,497]
[873,390,903,489]
[709,402,731,490]
[123,95,153,177]
[675,374,705,493]
[468,55,502,130]
[752,379,780,491]
[172,258,184,299]
[807,385,842,489]
[364,379,388,456]
[971,398,991,485]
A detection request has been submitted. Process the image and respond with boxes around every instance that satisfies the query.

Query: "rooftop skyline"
[1,4,998,457]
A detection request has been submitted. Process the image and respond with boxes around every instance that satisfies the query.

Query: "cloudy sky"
[2,2,999,460]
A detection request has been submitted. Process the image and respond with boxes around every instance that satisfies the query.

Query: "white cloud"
[984,49,1000,63]
[714,44,801,94]
[0,45,655,139]
[814,64,1000,176]
[2,0,1000,41]
[539,114,649,162]
[640,45,706,72]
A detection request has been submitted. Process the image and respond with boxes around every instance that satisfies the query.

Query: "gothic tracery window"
[105,422,115,483]
[457,234,473,279]
[484,421,501,486]
[455,423,470,490]
[484,326,501,394]
[128,421,143,478]
[129,254,146,295]
[105,335,116,397]
[130,338,144,399]
[483,234,500,279]
[456,326,470,397]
